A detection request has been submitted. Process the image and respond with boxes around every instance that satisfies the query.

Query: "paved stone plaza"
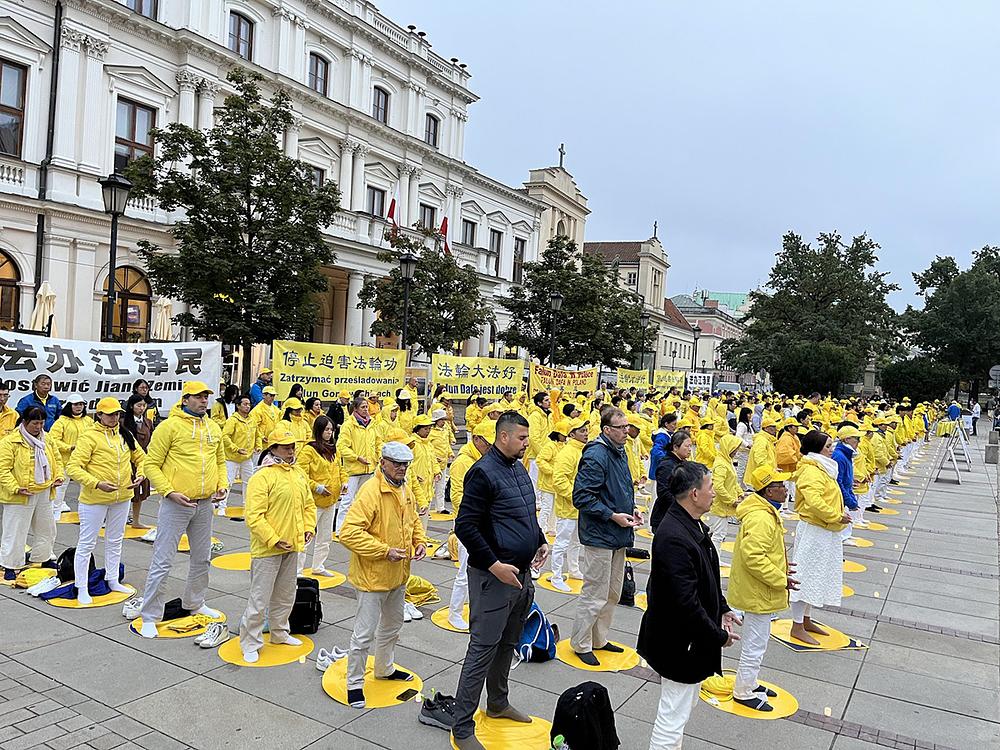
[0,432,997,750]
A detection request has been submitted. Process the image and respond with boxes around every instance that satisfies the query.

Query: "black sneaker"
[889,479,900,485]
[39,560,57,570]
[347,688,365,709]
[866,505,881,513]
[419,694,456,730]
[381,669,413,681]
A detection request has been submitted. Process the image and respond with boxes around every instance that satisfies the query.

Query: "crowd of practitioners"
[0,367,941,750]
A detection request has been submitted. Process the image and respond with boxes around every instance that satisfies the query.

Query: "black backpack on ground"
[289,577,322,634]
[551,681,620,750]
[56,547,94,582]
[618,562,635,607]
[625,546,649,560]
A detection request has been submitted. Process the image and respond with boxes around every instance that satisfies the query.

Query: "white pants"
[225,459,255,508]
[790,600,813,623]
[705,514,729,547]
[53,480,71,520]
[783,480,796,512]
[432,467,449,512]
[348,585,406,690]
[734,612,772,699]
[649,678,700,750]
[336,473,372,535]
[74,500,130,589]
[240,552,298,652]
[0,491,56,569]
[551,518,582,580]
[876,470,891,501]
[448,540,469,616]
[300,504,335,572]
[528,460,540,500]
[537,490,556,536]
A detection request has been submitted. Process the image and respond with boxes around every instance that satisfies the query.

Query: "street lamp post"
[701,358,706,373]
[98,172,133,342]
[691,325,701,371]
[548,292,563,366]
[670,345,677,372]
[399,252,418,363]
[639,311,650,374]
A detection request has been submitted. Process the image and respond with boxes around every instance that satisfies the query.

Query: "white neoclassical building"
[0,0,586,366]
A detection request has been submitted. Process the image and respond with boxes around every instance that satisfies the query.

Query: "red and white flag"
[439,216,450,255]
[386,184,400,235]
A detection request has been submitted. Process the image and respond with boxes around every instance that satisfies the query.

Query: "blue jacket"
[16,392,61,431]
[572,435,636,550]
[249,379,267,407]
[649,430,673,479]
[832,442,858,510]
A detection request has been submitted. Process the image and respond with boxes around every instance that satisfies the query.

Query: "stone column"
[407,167,422,226]
[361,289,376,345]
[345,272,364,345]
[197,80,220,131]
[78,37,108,173]
[284,115,301,158]
[350,143,369,212]
[348,48,363,109]
[404,81,419,137]
[331,283,347,344]
[51,27,85,168]
[176,70,199,126]
[338,139,356,208]
[478,325,491,357]
[397,164,413,226]
[446,183,463,230]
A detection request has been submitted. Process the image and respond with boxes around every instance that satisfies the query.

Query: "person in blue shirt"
[832,425,861,543]
[248,368,273,407]
[947,401,961,421]
[16,374,61,431]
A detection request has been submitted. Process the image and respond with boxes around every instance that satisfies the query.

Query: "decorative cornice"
[60,26,86,51]
[445,183,464,198]
[199,79,221,97]
[84,36,108,60]
[175,70,200,92]
[354,143,370,157]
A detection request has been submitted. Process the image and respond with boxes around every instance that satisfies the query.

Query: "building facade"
[672,292,748,384]
[1,0,550,363]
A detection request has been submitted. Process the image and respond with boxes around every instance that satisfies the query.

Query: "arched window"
[556,219,566,236]
[424,114,439,148]
[372,86,389,124]
[308,53,329,96]
[102,266,152,342]
[0,251,19,331]
[228,11,254,60]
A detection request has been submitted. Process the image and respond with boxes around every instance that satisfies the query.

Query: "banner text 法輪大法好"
[272,341,406,400]
[430,354,525,398]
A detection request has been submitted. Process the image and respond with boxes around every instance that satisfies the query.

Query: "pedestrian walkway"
[0,431,996,749]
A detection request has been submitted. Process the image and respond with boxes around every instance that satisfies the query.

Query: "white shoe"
[549,577,572,593]
[138,620,159,639]
[122,597,143,619]
[242,650,259,664]
[198,622,230,648]
[403,606,412,623]
[140,528,157,542]
[844,538,860,547]
[432,545,450,559]
[311,567,334,577]
[216,507,226,517]
[530,568,540,580]
[274,635,302,647]
[854,521,870,529]
[447,615,469,630]
[58,502,71,513]
[191,605,222,619]
[315,646,347,671]
[404,601,423,621]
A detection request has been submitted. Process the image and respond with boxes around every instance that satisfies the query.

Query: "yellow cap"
[552,420,570,436]
[382,395,397,407]
[837,425,862,440]
[761,412,778,430]
[283,397,304,410]
[568,416,589,433]
[259,368,273,375]
[95,397,123,414]
[749,465,792,492]
[182,381,213,396]
[338,389,351,399]
[484,402,504,415]
[265,427,296,446]
[262,386,278,395]
[472,421,496,442]
[412,414,434,429]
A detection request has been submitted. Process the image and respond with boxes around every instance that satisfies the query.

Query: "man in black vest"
[451,412,549,750]
[638,461,741,749]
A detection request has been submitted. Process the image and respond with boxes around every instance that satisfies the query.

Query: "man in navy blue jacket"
[832,425,861,543]
[451,412,548,750]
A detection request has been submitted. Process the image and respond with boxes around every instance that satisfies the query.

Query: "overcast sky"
[376,0,1000,310]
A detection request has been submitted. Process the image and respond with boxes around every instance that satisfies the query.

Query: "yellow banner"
[272,341,406,401]
[529,363,599,395]
[654,370,686,390]
[431,354,525,398]
[616,368,651,390]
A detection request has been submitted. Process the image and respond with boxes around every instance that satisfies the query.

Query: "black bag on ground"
[551,681,620,750]
[55,547,94,582]
[618,561,635,607]
[625,546,649,560]
[289,576,322,634]
[163,598,189,621]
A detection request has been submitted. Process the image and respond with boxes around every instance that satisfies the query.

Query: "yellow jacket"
[250,401,280,451]
[144,406,227,500]
[398,409,417,435]
[0,430,62,503]
[297,444,345,509]
[883,430,898,461]
[775,431,801,473]
[551,438,584,519]
[727,494,788,614]
[465,403,482,432]
[853,444,871,495]
[695,429,716,469]
[339,468,424,592]
[626,435,643,482]
[0,406,17,439]
[794,456,847,531]
[49,415,92,467]
[535,439,562,493]
[282,415,311,450]
[222,413,256,462]
[743,430,777,484]
[244,461,316,557]
[210,400,230,429]
[66,424,145,505]
[337,414,379,476]
[587,409,602,441]
[449,440,483,516]
[429,425,452,470]
[408,433,438,510]
[710,435,744,517]
[869,432,889,471]
[526,405,552,460]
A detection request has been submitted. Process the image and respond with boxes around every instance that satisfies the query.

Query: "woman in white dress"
[734,407,755,486]
[789,429,852,645]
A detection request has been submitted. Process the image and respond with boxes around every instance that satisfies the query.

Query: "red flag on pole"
[439,216,450,255]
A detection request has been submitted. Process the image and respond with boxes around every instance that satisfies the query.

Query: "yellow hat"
[837,425,862,440]
[265,427,296,446]
[338,389,351,399]
[95,397,123,415]
[262,386,278,395]
[568,416,589,433]
[283,397,303,410]
[382,395,397,408]
[259,368,273,375]
[413,414,434,429]
[761,412,778,430]
[484,402,504,415]
[552,419,570,436]
[860,420,876,433]
[473,421,496,442]
[719,433,742,457]
[700,417,715,428]
[182,381,213,396]
[384,427,409,443]
[627,413,643,428]
[749,465,792,492]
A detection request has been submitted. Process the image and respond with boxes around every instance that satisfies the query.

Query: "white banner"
[686,372,713,392]
[0,331,222,413]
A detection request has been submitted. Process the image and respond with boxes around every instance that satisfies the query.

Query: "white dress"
[789,455,844,607]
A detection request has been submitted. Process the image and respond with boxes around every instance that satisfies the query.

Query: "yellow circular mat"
[882,497,902,505]
[224,506,246,518]
[47,585,136,609]
[429,511,455,522]
[58,512,79,524]
[322,655,422,708]
[129,613,226,638]
[218,633,314,667]
[178,535,222,552]
[431,605,470,633]
[843,560,866,573]
[635,592,647,611]
[721,541,735,553]
[770,618,851,650]
[555,639,639,672]
[720,564,731,578]
[843,585,854,598]
[424,538,443,557]
[699,674,798,720]
[636,528,654,540]
[211,552,250,571]
[99,525,155,540]
[537,572,582,595]
[863,522,889,531]
[300,569,347,590]
[450,710,552,749]
[849,536,874,548]
[875,508,899,516]
[887,489,906,497]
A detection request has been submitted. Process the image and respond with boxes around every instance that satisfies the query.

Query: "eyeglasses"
[607,423,629,431]
[384,459,410,468]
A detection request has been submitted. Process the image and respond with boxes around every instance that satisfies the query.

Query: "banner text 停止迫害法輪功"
[528,363,598,395]
[272,341,406,401]
[616,368,651,390]
[430,354,525,399]
[653,370,686,390]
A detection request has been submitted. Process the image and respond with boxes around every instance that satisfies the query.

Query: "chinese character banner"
[430,354,525,398]
[528,363,598,395]
[272,341,406,400]
[0,331,222,411]
[653,370,686,390]
[616,368,651,390]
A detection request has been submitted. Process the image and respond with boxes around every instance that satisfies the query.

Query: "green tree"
[125,69,340,389]
[720,231,900,394]
[357,226,493,358]
[880,356,957,403]
[903,247,1000,404]
[497,235,648,368]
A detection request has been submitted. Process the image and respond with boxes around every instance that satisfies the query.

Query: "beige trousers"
[0,491,55,569]
[239,552,299,652]
[570,546,626,652]
[347,585,406,690]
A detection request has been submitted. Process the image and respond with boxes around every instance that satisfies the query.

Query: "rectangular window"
[461,219,476,246]
[114,97,155,173]
[366,186,386,216]
[311,167,325,187]
[513,237,526,284]
[308,54,329,96]
[626,271,638,288]
[126,0,157,18]
[419,203,436,229]
[372,87,389,124]
[489,229,503,276]
[0,59,26,158]
[228,12,254,60]
[424,114,439,148]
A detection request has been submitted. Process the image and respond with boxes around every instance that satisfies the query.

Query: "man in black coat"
[637,462,741,749]
[325,390,351,441]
